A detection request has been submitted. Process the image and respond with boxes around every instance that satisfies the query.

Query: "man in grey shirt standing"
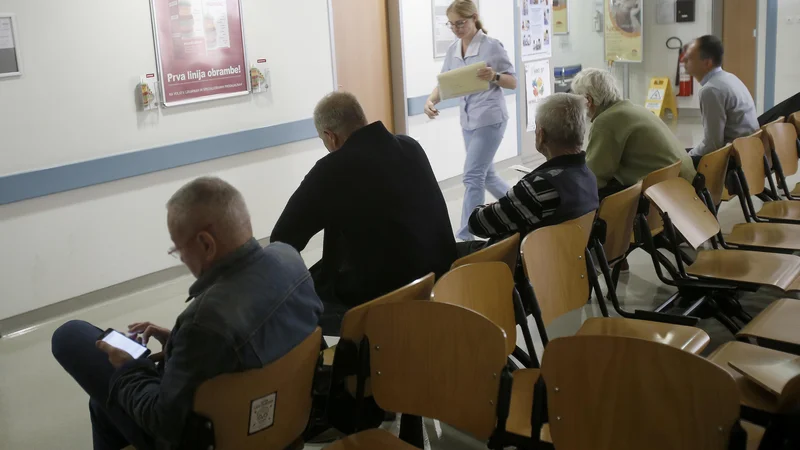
[683,35,759,166]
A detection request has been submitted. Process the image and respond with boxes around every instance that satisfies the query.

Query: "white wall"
[0,0,335,320]
[626,0,714,109]
[774,0,800,105]
[550,1,605,70]
[402,0,519,182]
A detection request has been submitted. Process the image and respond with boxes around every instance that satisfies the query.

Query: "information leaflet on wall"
[553,0,568,34]
[150,0,249,106]
[525,59,551,132]
[432,0,460,58]
[520,0,552,61]
[0,18,14,49]
[604,0,643,63]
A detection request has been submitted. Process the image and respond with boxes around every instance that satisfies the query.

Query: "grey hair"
[570,68,623,108]
[313,91,368,137]
[167,176,252,238]
[535,93,588,150]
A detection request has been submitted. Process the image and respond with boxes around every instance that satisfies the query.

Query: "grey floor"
[1,119,792,449]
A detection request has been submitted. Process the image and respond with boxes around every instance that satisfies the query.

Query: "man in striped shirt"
[469,93,599,239]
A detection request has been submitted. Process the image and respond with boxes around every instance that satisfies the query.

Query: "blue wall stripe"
[764,0,778,110]
[406,89,516,116]
[0,118,318,205]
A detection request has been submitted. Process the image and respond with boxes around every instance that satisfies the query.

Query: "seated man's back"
[272,93,455,333]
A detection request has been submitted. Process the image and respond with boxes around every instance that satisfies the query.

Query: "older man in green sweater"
[571,68,696,198]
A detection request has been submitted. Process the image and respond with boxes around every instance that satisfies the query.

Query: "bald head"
[313,91,368,152]
[167,176,252,247]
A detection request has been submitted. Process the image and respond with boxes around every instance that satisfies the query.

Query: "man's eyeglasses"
[446,18,472,30]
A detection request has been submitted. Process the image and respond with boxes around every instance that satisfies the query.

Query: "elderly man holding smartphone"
[51,177,323,450]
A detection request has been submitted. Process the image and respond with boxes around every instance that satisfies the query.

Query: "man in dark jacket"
[51,177,323,450]
[272,92,456,335]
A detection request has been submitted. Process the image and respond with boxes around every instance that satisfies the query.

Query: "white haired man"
[571,68,695,198]
[52,177,323,450]
[468,93,599,239]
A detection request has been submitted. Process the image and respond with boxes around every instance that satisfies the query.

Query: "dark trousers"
[51,320,155,450]
[598,178,627,201]
[687,148,703,169]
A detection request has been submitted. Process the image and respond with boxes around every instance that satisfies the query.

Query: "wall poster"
[150,0,249,107]
[552,0,568,34]
[525,59,551,132]
[432,0,479,59]
[604,0,643,63]
[520,0,552,61]
[0,14,22,78]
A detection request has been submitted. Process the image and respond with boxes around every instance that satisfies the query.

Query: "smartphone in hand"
[98,329,151,359]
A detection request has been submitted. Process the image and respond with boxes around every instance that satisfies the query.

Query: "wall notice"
[151,0,249,106]
[520,0,552,61]
[525,59,551,132]
[553,0,568,34]
[604,0,643,63]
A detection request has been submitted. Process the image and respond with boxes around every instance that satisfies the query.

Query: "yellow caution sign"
[645,77,678,119]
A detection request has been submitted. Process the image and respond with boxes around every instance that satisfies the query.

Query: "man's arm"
[109,323,236,445]
[690,87,727,157]
[271,163,330,251]
[585,121,623,189]
[468,175,559,239]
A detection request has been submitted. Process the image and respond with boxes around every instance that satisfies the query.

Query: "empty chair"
[731,135,800,223]
[325,301,515,450]
[644,177,800,333]
[187,328,322,450]
[449,233,538,367]
[790,112,800,136]
[762,123,800,200]
[760,116,785,169]
[696,142,800,254]
[537,335,744,450]
[735,298,800,354]
[522,219,710,354]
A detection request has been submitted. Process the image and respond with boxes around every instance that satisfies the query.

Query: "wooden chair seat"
[686,249,800,291]
[737,298,800,347]
[707,341,796,413]
[741,421,765,450]
[790,183,800,196]
[576,317,710,354]
[325,428,417,450]
[757,200,800,221]
[726,222,800,250]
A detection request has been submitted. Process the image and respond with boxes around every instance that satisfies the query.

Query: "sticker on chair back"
[248,392,276,435]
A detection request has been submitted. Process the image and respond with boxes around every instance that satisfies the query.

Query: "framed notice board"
[0,13,21,78]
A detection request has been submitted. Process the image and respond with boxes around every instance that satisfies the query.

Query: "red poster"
[151,0,248,106]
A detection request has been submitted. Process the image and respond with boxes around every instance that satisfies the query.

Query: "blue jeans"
[458,121,511,240]
[51,320,155,450]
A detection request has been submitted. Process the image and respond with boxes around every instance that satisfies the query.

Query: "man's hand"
[424,100,439,119]
[477,66,497,82]
[96,340,134,369]
[128,322,171,346]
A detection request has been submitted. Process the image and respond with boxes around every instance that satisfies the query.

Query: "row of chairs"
[172,112,800,449]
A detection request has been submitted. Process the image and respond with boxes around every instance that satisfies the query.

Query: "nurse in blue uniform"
[425,0,517,241]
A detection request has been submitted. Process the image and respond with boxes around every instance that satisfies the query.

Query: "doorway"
[330,0,395,132]
[722,0,758,98]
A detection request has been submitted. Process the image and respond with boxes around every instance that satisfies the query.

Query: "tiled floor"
[1,119,791,449]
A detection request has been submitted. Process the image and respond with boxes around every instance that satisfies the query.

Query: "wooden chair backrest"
[640,161,682,236]
[564,210,597,244]
[541,335,741,450]
[340,273,435,395]
[597,183,643,262]
[729,356,800,412]
[193,328,322,450]
[365,301,507,442]
[766,122,799,176]
[521,222,590,328]
[790,112,800,136]
[731,135,767,196]
[450,233,520,275]
[696,144,732,207]
[761,117,785,167]
[432,262,517,355]
[644,178,721,249]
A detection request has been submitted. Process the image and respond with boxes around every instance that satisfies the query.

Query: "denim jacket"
[108,239,323,449]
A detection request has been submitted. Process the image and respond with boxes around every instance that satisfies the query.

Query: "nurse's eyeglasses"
[446,17,473,29]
